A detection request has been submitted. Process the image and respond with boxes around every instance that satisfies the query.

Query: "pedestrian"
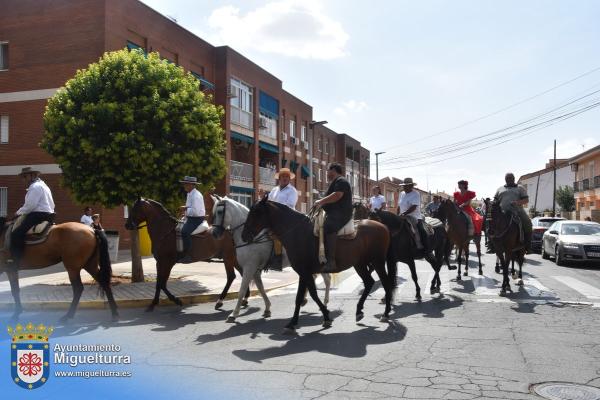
[368,186,387,211]
[91,214,103,231]
[81,206,93,225]
[425,195,441,217]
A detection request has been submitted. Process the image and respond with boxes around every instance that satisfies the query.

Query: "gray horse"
[211,197,330,323]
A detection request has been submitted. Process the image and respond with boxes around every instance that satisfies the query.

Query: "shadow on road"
[392,294,464,319]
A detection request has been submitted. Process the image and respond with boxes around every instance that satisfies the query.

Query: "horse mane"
[267,200,311,224]
[144,199,179,222]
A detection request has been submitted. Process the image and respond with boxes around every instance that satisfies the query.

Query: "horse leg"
[227,266,254,323]
[407,260,421,301]
[242,285,251,308]
[83,256,119,320]
[499,252,512,294]
[322,273,331,306]
[60,269,84,322]
[511,257,517,279]
[476,238,483,275]
[372,261,393,322]
[495,255,501,274]
[354,265,375,322]
[253,270,271,318]
[147,282,161,312]
[158,261,183,307]
[304,273,332,328]
[216,266,237,310]
[6,269,23,320]
[425,253,440,295]
[463,242,469,277]
[284,278,307,334]
[456,246,463,281]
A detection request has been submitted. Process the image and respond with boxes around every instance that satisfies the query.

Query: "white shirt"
[81,214,93,225]
[399,190,422,220]
[17,178,55,215]
[268,184,298,209]
[370,194,386,210]
[185,188,206,217]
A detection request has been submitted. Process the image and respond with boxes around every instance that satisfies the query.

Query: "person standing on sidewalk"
[80,206,93,225]
[177,176,206,264]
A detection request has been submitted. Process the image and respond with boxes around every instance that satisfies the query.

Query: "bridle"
[213,200,270,249]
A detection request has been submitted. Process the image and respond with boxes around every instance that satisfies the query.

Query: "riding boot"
[322,233,337,273]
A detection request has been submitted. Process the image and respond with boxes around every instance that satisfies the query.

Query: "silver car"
[541,220,600,265]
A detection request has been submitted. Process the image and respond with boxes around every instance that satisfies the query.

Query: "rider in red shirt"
[453,180,483,236]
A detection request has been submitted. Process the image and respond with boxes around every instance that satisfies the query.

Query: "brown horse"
[0,217,118,321]
[124,198,245,312]
[435,199,483,280]
[241,198,394,333]
[352,202,371,220]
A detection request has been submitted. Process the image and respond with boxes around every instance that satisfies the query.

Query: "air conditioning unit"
[291,137,298,145]
[259,116,268,129]
[304,141,309,151]
[226,85,237,98]
[282,132,287,142]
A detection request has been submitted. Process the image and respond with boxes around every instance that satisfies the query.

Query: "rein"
[213,200,272,249]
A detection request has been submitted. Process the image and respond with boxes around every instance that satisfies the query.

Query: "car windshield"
[560,224,600,236]
[537,218,562,228]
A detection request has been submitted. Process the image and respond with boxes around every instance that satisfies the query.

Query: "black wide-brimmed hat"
[19,167,41,176]
[179,176,200,184]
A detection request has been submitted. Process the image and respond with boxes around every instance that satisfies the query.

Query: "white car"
[541,220,600,266]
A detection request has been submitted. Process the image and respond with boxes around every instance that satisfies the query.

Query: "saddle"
[175,219,210,252]
[312,208,356,264]
[3,220,55,252]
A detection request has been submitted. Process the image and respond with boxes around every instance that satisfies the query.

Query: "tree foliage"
[42,49,225,212]
[555,185,576,212]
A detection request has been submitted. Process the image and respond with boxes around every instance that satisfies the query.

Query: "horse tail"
[94,230,112,289]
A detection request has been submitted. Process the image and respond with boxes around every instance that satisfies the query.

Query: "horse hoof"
[174,298,183,307]
[415,295,422,302]
[111,313,120,322]
[214,301,223,310]
[241,300,249,308]
[448,265,457,271]
[517,279,524,286]
[145,305,155,313]
[356,312,364,322]
[262,310,271,318]
[282,327,296,335]
[301,298,308,307]
[380,315,389,323]
[322,320,332,328]
[456,275,462,282]
[59,315,72,323]
[463,271,468,277]
[226,316,236,323]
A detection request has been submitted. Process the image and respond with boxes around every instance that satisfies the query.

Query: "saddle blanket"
[175,220,210,252]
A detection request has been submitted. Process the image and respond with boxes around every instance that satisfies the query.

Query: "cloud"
[205,0,349,60]
[333,100,369,116]
[542,137,598,159]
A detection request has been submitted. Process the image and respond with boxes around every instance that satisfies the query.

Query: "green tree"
[42,49,225,281]
[555,185,576,212]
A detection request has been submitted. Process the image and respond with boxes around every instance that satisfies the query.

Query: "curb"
[0,281,297,311]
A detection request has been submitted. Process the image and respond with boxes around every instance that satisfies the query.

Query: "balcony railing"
[595,175,600,188]
[230,160,253,182]
[231,106,253,129]
[574,181,580,192]
[583,179,590,191]
[259,166,276,186]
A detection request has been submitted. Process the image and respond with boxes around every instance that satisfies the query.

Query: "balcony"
[230,160,254,189]
[231,106,253,130]
[259,166,276,186]
[583,179,590,191]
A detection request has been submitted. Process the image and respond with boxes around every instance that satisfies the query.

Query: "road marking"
[471,275,500,296]
[333,273,364,294]
[553,276,600,300]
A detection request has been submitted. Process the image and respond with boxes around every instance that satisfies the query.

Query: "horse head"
[211,197,248,240]
[241,196,270,243]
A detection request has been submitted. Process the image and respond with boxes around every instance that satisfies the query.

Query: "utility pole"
[552,139,557,216]
[375,151,385,183]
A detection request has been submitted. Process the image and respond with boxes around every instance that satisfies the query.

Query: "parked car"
[541,220,600,265]
[531,216,565,252]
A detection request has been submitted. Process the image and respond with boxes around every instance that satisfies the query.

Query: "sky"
[140,0,600,198]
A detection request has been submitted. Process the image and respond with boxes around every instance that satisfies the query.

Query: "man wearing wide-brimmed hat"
[398,177,432,257]
[177,176,206,263]
[7,167,55,267]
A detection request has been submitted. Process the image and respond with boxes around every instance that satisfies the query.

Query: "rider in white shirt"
[177,176,206,264]
[398,177,432,257]
[368,186,387,211]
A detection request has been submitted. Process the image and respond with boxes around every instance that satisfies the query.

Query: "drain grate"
[532,382,600,400]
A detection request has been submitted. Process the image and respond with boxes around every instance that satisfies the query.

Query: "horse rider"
[6,167,56,269]
[260,167,298,269]
[177,176,206,264]
[368,185,387,211]
[493,172,532,253]
[314,162,353,273]
[397,177,433,257]
[453,180,483,237]
[425,195,441,217]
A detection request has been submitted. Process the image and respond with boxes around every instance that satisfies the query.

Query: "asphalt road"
[2,251,600,399]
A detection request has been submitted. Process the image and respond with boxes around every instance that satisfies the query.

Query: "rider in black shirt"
[315,163,353,272]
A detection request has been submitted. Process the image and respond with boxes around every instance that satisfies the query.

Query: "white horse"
[211,197,330,323]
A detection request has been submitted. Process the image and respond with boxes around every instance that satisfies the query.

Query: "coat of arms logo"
[8,322,53,390]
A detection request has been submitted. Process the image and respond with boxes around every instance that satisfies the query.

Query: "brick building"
[0,0,370,246]
[569,144,600,221]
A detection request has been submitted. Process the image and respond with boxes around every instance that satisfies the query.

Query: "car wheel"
[555,245,565,266]
[541,244,549,260]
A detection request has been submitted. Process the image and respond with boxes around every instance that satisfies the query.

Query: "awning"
[230,186,255,193]
[301,165,310,179]
[281,159,287,167]
[259,91,280,119]
[231,131,255,144]
[191,71,215,90]
[259,141,279,154]
[289,160,298,173]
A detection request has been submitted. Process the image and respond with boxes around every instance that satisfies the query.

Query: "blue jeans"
[181,216,205,254]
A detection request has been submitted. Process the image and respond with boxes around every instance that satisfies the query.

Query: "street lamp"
[308,121,328,204]
[375,151,385,183]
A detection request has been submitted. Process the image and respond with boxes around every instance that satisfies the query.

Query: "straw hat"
[275,168,295,180]
[179,176,200,184]
[19,167,41,176]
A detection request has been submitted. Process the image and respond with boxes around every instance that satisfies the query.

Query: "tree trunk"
[129,228,144,283]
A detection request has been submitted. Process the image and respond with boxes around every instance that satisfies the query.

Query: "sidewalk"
[0,250,298,310]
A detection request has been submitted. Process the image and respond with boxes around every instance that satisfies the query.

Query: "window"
[324,140,328,154]
[230,78,253,129]
[259,113,277,139]
[301,125,306,142]
[318,138,322,152]
[0,115,7,144]
[318,168,322,182]
[0,187,7,217]
[289,119,296,138]
[0,42,8,70]
[230,192,253,208]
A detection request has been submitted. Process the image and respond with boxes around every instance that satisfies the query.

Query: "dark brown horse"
[124,198,245,311]
[435,199,483,280]
[0,217,118,321]
[489,201,525,294]
[353,202,371,220]
[241,198,394,333]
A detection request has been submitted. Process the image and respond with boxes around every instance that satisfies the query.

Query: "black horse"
[489,201,525,294]
[241,197,395,333]
[369,209,451,300]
